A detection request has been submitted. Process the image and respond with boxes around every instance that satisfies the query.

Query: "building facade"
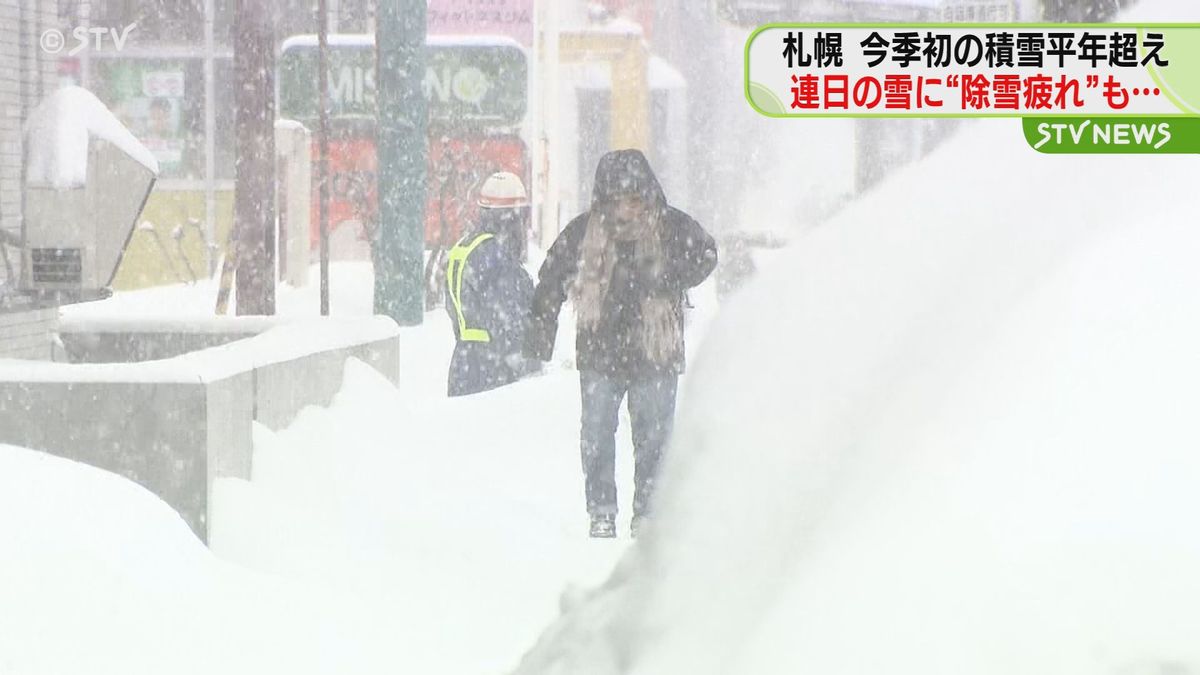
[0,0,58,358]
[49,0,374,290]
[0,0,58,282]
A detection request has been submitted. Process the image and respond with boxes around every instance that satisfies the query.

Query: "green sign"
[279,40,527,126]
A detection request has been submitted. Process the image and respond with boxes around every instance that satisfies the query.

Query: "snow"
[63,261,378,320]
[60,315,289,335]
[209,357,631,671]
[572,55,686,91]
[24,86,159,189]
[0,357,201,384]
[175,315,399,378]
[0,314,397,382]
[509,6,1200,675]
[4,250,720,672]
[7,0,1199,671]
[0,442,398,674]
[0,342,635,673]
[589,16,644,36]
[275,118,307,132]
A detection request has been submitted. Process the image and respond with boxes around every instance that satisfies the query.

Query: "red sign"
[427,0,534,47]
[308,134,527,250]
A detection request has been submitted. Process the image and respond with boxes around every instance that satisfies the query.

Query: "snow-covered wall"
[0,316,401,541]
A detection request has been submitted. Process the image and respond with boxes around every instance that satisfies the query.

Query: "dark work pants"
[579,370,678,518]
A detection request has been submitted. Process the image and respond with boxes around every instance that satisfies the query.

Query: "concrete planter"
[0,316,401,542]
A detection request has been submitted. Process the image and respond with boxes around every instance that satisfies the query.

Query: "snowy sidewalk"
[18,261,707,673]
[210,352,638,672]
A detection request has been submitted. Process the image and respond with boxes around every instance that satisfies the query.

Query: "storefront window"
[90,58,206,180]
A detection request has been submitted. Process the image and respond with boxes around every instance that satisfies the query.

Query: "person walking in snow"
[445,171,538,397]
[525,149,717,538]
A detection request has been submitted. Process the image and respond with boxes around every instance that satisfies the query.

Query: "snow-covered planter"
[0,316,400,541]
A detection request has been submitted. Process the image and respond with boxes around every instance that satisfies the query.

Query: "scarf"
[572,201,679,367]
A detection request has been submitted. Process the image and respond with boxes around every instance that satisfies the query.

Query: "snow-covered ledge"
[0,316,401,542]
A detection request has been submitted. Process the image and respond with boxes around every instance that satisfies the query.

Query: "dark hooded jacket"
[446,208,536,397]
[525,149,717,378]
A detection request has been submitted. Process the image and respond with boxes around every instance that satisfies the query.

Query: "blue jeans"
[579,370,678,518]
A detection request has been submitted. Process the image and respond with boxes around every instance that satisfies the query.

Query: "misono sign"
[278,35,527,126]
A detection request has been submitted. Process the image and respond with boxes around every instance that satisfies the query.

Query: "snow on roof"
[274,118,308,133]
[280,32,525,53]
[589,16,644,36]
[24,86,159,190]
[570,55,686,91]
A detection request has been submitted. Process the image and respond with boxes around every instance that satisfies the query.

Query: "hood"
[591,149,666,209]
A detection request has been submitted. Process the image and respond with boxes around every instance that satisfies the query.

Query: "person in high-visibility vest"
[445,171,538,397]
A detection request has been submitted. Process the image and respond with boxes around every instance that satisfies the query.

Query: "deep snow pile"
[0,443,398,674]
[208,357,632,673]
[0,350,635,674]
[24,86,159,189]
[511,12,1200,675]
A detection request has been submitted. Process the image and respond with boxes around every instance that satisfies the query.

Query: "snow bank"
[64,261,379,319]
[0,443,399,674]
[209,356,631,673]
[0,315,398,383]
[2,344,625,674]
[0,355,203,384]
[175,315,399,380]
[25,86,159,189]
[511,4,1200,674]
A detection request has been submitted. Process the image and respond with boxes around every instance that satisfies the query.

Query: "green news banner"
[745,23,1200,154]
[1023,117,1200,153]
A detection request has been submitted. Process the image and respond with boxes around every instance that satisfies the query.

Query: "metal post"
[204,0,216,277]
[232,0,277,315]
[318,0,331,315]
[530,0,542,243]
[374,0,427,325]
[79,0,91,88]
[541,0,561,249]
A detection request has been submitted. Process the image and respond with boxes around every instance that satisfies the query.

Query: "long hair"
[571,195,678,366]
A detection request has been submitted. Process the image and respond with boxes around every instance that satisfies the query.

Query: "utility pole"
[374,0,428,325]
[539,0,562,250]
[318,0,331,315]
[232,0,276,315]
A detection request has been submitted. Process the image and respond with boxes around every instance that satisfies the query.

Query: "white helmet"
[477,171,529,209]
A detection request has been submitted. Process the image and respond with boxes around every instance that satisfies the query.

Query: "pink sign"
[427,0,534,47]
